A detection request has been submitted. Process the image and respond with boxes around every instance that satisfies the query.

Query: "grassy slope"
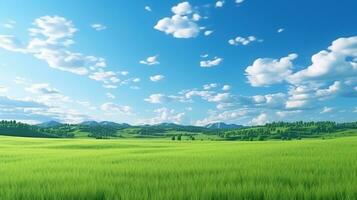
[0,136,357,200]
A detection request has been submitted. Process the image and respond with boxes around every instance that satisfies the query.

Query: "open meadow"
[0,136,357,200]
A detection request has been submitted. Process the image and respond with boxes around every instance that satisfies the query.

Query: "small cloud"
[200,54,209,58]
[215,1,225,8]
[228,35,261,46]
[200,57,223,68]
[321,106,333,114]
[145,6,152,12]
[91,23,107,31]
[277,28,285,33]
[154,2,200,39]
[150,75,165,82]
[2,20,16,29]
[203,83,217,90]
[204,30,213,36]
[106,92,115,99]
[140,55,160,66]
[0,86,8,93]
[120,71,129,76]
[235,0,245,4]
[222,85,231,91]
[132,78,140,82]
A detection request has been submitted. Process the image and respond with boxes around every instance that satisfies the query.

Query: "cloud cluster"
[140,55,160,65]
[154,2,201,38]
[245,54,298,87]
[228,36,260,46]
[0,16,139,89]
[200,56,223,67]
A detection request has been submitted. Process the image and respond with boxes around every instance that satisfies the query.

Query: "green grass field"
[1,136,357,200]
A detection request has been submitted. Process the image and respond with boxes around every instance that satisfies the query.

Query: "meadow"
[0,136,357,200]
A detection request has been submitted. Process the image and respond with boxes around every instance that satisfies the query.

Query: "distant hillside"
[80,121,100,126]
[205,122,243,129]
[37,121,63,128]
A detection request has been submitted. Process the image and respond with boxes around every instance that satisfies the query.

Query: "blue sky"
[0,0,356,125]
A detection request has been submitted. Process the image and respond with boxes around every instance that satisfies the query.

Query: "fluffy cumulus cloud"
[244,36,357,111]
[245,53,298,87]
[139,107,185,125]
[150,75,165,82]
[154,2,201,38]
[91,23,107,31]
[288,36,357,85]
[140,55,160,65]
[100,102,132,115]
[200,57,223,67]
[195,109,249,126]
[215,1,225,8]
[228,36,260,46]
[222,85,231,91]
[144,93,173,104]
[250,113,268,125]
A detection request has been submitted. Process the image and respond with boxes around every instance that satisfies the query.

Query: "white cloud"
[154,2,200,39]
[203,83,217,90]
[354,107,357,113]
[91,23,107,31]
[195,109,248,126]
[235,0,245,4]
[204,30,213,36]
[321,106,333,114]
[0,86,8,93]
[140,55,160,65]
[171,2,192,15]
[245,53,298,87]
[25,83,59,94]
[106,92,115,99]
[222,85,231,91]
[132,78,140,82]
[120,71,129,76]
[138,107,185,125]
[145,6,152,12]
[288,36,357,85]
[277,28,285,33]
[100,103,132,115]
[200,57,223,67]
[29,16,77,41]
[215,1,225,8]
[2,20,16,29]
[250,113,268,125]
[0,15,116,80]
[145,93,173,104]
[89,71,120,86]
[150,75,165,82]
[0,35,26,52]
[228,36,260,46]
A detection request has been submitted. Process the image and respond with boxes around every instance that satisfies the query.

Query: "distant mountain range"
[37,121,63,128]
[205,122,243,129]
[37,120,242,130]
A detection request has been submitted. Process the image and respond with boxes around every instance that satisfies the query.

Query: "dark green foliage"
[0,120,74,138]
[221,121,357,141]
